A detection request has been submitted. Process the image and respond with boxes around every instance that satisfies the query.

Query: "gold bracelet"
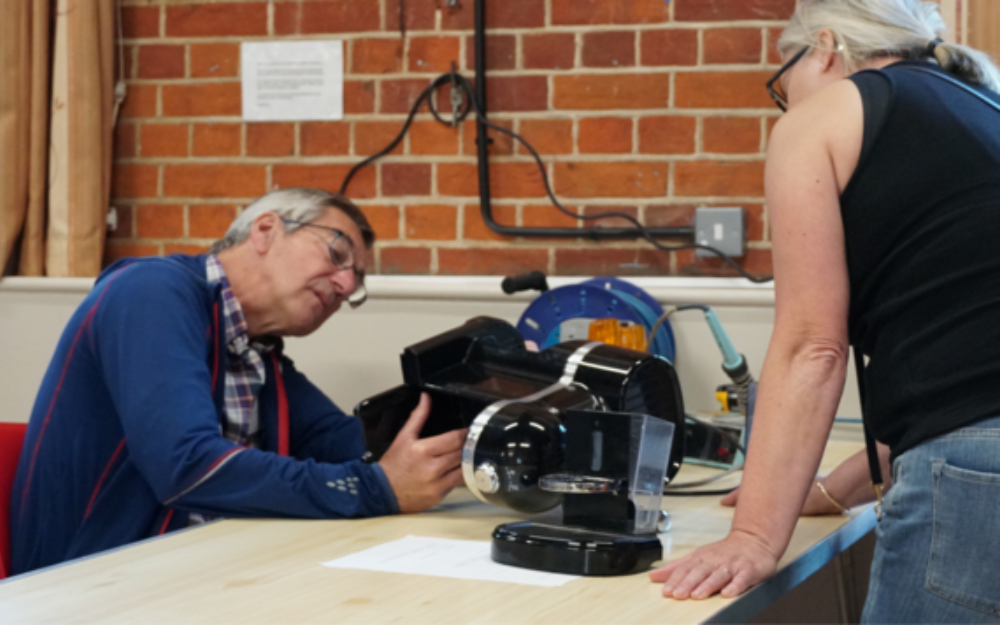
[815,481,849,514]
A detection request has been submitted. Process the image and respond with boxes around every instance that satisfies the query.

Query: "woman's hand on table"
[649,531,779,600]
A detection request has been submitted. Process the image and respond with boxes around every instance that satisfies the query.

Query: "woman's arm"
[651,79,867,600]
[813,443,891,510]
[722,442,893,515]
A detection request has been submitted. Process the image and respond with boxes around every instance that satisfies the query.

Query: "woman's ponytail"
[933,40,1000,92]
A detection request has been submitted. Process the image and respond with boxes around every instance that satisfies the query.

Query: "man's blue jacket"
[10,254,398,575]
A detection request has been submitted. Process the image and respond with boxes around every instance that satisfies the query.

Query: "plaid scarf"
[205,254,275,447]
[190,256,277,525]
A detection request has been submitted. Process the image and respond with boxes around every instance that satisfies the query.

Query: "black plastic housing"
[355,317,685,483]
[492,522,662,576]
[546,340,686,481]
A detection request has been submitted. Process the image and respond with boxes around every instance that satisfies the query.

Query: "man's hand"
[378,393,468,513]
[649,531,779,600]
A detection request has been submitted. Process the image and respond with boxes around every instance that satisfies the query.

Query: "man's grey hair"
[208,188,375,255]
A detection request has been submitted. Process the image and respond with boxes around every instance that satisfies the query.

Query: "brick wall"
[110,0,794,277]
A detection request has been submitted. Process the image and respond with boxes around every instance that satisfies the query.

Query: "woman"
[650,0,1000,620]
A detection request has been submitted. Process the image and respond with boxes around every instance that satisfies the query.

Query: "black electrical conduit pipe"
[336,1,770,281]
[472,0,693,241]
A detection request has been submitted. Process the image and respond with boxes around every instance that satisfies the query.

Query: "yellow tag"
[715,390,730,412]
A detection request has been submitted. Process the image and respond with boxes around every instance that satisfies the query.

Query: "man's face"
[264,208,369,337]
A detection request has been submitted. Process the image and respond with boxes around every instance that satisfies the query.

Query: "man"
[10,188,465,574]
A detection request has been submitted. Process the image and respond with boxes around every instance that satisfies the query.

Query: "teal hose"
[703,309,741,371]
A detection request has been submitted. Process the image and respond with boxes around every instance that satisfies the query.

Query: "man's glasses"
[766,47,809,112]
[281,218,368,308]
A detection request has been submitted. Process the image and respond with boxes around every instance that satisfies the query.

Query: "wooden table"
[0,440,874,624]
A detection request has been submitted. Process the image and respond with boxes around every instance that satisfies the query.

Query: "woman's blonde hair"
[778,0,1000,92]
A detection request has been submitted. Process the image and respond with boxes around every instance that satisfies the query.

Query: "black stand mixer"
[356,317,686,576]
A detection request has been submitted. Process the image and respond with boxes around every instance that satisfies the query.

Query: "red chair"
[0,422,28,580]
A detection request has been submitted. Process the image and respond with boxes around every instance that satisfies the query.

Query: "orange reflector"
[587,318,648,351]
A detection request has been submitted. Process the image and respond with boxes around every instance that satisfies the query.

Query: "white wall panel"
[0,276,861,424]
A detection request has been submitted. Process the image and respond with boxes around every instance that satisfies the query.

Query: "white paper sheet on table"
[321,535,579,587]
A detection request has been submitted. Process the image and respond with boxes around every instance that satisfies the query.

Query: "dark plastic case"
[491,521,662,576]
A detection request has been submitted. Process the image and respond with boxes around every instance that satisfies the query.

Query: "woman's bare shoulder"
[769,80,864,193]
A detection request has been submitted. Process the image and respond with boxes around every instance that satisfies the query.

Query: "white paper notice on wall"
[241,40,343,121]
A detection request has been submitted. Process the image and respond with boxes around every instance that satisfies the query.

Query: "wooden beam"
[968,0,1000,59]
[936,0,961,43]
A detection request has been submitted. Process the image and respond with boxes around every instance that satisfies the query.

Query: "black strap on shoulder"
[898,65,1000,113]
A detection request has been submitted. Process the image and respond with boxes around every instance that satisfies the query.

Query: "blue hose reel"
[515,277,676,363]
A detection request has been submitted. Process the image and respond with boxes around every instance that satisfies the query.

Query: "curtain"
[0,1,49,276]
[0,0,116,277]
[968,0,1000,58]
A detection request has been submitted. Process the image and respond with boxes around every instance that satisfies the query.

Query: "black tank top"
[843,60,1000,459]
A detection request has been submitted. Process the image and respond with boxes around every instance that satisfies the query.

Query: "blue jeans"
[863,416,1000,623]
